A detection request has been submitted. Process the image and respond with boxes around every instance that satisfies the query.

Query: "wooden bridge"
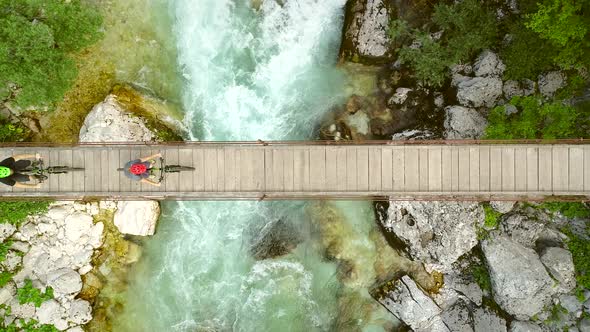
[0,141,589,201]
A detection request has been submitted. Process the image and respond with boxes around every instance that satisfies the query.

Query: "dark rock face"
[249,219,302,260]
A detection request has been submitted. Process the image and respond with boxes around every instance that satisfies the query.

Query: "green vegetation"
[539,202,590,219]
[484,96,585,139]
[564,229,590,290]
[501,22,556,80]
[0,0,103,108]
[0,240,13,263]
[3,319,59,332]
[0,271,13,288]
[17,279,53,307]
[0,121,27,142]
[483,204,502,229]
[471,263,492,293]
[396,0,498,86]
[0,201,51,227]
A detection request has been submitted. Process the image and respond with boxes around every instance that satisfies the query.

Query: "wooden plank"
[458,147,470,191]
[451,146,459,192]
[585,146,590,192]
[428,147,442,191]
[367,147,380,191]
[479,146,490,192]
[308,147,323,191]
[490,147,502,191]
[392,147,405,191]
[58,148,74,192]
[336,147,347,191]
[526,147,539,191]
[357,147,370,192]
[193,148,205,191]
[36,148,51,193]
[107,148,119,192]
[538,147,552,192]
[264,147,272,192]
[552,146,568,191]
[179,148,194,192]
[468,147,479,192]
[252,149,264,191]
[271,148,284,192]
[100,149,109,192]
[325,147,338,191]
[569,146,584,192]
[501,147,515,191]
[419,148,428,191]
[224,147,238,191]
[216,148,225,192]
[283,148,294,192]
[441,146,453,191]
[514,147,527,191]
[405,147,419,191]
[51,149,61,192]
[20,148,34,193]
[346,147,357,191]
[118,149,131,193]
[203,148,217,192]
[381,147,393,191]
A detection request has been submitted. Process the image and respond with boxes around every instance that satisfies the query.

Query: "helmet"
[129,163,147,175]
[0,166,11,178]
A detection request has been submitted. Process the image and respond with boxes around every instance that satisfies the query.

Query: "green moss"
[471,263,492,293]
[483,204,502,229]
[17,279,54,307]
[0,240,13,263]
[3,319,59,332]
[0,271,13,288]
[563,229,590,290]
[0,201,51,227]
[539,202,590,219]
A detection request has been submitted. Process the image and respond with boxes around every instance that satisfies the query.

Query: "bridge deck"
[1,142,589,200]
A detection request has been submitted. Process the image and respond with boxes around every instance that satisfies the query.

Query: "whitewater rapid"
[116,1,354,331]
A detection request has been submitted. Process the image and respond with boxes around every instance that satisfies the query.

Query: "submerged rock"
[249,219,302,260]
[482,236,554,319]
[444,106,488,139]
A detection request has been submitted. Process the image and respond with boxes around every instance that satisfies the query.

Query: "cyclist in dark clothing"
[123,153,162,187]
[0,154,42,188]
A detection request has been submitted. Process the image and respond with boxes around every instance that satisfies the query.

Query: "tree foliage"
[0,0,102,107]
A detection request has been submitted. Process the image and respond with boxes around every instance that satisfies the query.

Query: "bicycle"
[117,158,195,183]
[20,159,85,182]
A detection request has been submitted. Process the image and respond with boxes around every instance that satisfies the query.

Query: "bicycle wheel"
[164,165,195,173]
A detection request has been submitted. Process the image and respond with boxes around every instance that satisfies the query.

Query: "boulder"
[340,0,393,62]
[79,95,154,142]
[46,268,83,295]
[509,321,543,332]
[579,318,590,332]
[540,247,576,293]
[0,223,16,242]
[440,298,474,332]
[473,51,506,77]
[8,299,36,320]
[385,201,484,272]
[490,201,516,214]
[379,275,447,331]
[114,201,160,236]
[444,106,488,139]
[538,71,565,98]
[68,299,92,325]
[64,212,94,243]
[0,282,16,305]
[500,213,564,249]
[482,236,555,319]
[456,76,503,108]
[503,80,535,100]
[473,307,507,332]
[36,299,68,330]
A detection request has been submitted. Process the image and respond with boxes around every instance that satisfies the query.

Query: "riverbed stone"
[64,212,94,243]
[444,106,487,139]
[482,236,555,319]
[456,76,503,108]
[46,268,83,295]
[473,50,505,77]
[68,299,92,325]
[114,201,159,236]
[249,219,302,260]
[385,201,484,272]
[540,247,576,293]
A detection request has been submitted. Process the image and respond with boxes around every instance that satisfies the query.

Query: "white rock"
[444,106,488,139]
[14,223,38,242]
[390,88,413,104]
[114,201,160,236]
[47,206,71,221]
[0,223,16,242]
[37,222,58,236]
[490,201,516,214]
[473,307,507,331]
[9,299,36,319]
[64,212,94,243]
[78,265,92,275]
[68,299,92,325]
[99,201,117,210]
[473,50,506,77]
[540,247,576,293]
[509,321,543,332]
[79,95,154,142]
[343,0,392,59]
[538,71,565,98]
[483,236,555,319]
[0,282,16,305]
[46,268,82,295]
[2,251,22,272]
[10,241,30,253]
[457,76,503,108]
[88,222,104,248]
[67,327,85,332]
[36,299,63,325]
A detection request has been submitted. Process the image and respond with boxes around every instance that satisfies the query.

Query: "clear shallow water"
[116,1,396,331]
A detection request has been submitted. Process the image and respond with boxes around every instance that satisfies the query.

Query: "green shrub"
[0,0,103,108]
[17,279,53,307]
[483,204,502,229]
[0,201,51,227]
[397,0,498,86]
[484,96,584,139]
